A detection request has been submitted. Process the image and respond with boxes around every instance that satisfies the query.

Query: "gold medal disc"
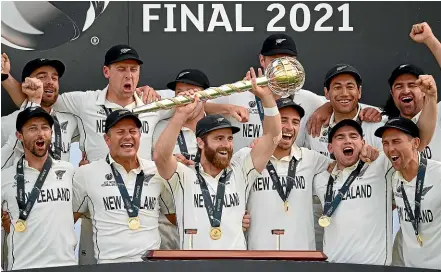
[318,215,331,228]
[210,227,222,240]
[128,217,140,230]
[15,220,27,232]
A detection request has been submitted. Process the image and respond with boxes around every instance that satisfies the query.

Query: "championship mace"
[132,57,305,114]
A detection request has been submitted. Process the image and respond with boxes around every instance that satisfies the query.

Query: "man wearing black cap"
[154,69,281,249]
[375,117,441,269]
[1,107,77,270]
[313,119,394,265]
[1,61,79,168]
[72,109,174,263]
[212,33,326,152]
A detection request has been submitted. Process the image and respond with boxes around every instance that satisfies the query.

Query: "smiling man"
[313,119,393,265]
[375,117,441,269]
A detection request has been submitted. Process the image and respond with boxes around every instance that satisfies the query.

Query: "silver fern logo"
[1,1,109,50]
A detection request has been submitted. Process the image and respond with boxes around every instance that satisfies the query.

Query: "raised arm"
[204,103,249,123]
[1,53,26,106]
[410,22,441,70]
[248,68,281,173]
[415,75,438,150]
[153,95,202,180]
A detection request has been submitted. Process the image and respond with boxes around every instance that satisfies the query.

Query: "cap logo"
[178,71,190,78]
[217,117,225,122]
[337,65,347,71]
[120,48,131,54]
[282,99,290,104]
[275,38,286,45]
[118,110,130,115]
[399,64,409,69]
[40,58,46,61]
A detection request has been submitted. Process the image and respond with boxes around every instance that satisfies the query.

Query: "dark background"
[2,1,441,116]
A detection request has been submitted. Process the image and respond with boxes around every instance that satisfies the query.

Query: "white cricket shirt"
[52,86,169,161]
[72,155,174,263]
[392,157,441,269]
[1,159,77,270]
[305,106,384,157]
[313,153,393,265]
[165,149,260,249]
[246,146,331,250]
[211,89,326,151]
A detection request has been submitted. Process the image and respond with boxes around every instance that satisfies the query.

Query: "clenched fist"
[22,77,44,103]
[410,22,434,44]
[416,75,437,99]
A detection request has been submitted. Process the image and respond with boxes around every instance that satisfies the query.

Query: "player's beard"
[23,137,51,157]
[204,145,233,169]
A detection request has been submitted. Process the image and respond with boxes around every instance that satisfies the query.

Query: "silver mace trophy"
[132,57,305,114]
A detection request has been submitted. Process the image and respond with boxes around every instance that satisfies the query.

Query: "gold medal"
[284,201,289,212]
[15,219,27,232]
[210,227,222,240]
[417,234,423,247]
[128,217,140,230]
[318,215,331,228]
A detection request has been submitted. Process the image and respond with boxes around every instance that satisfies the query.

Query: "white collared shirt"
[164,148,260,250]
[306,106,384,157]
[1,158,77,270]
[392,157,441,269]
[52,86,170,161]
[246,145,331,250]
[313,153,393,265]
[1,100,79,169]
[408,103,441,162]
[211,89,326,151]
[72,155,174,263]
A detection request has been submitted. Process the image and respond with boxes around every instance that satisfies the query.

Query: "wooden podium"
[142,250,327,261]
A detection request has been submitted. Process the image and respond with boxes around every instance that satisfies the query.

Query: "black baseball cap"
[167,69,210,91]
[324,64,362,89]
[328,119,364,143]
[21,58,65,82]
[374,117,419,138]
[276,97,305,118]
[16,107,54,131]
[104,44,143,66]
[196,114,240,138]
[388,64,424,88]
[105,109,142,134]
[261,34,298,57]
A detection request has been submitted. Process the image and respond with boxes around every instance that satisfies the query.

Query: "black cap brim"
[197,124,240,138]
[105,115,142,134]
[374,125,417,138]
[22,60,65,82]
[167,79,207,91]
[278,104,305,118]
[262,48,297,57]
[16,110,54,131]
[105,55,143,66]
[328,119,363,143]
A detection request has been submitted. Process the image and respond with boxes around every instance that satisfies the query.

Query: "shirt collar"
[107,154,144,175]
[199,163,230,180]
[410,111,422,123]
[329,105,362,127]
[331,159,360,178]
[271,144,302,162]
[96,85,144,107]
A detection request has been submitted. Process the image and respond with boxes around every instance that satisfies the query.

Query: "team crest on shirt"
[143,174,155,185]
[55,170,66,180]
[60,121,69,133]
[97,109,107,115]
[248,101,256,108]
[394,184,433,200]
[105,173,113,180]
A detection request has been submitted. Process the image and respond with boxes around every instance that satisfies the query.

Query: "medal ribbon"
[177,130,200,163]
[323,161,365,217]
[266,157,299,205]
[195,163,231,228]
[106,155,153,218]
[16,155,53,221]
[400,154,427,244]
[50,115,62,160]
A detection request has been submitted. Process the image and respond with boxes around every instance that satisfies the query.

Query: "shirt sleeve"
[232,147,260,186]
[54,91,89,116]
[72,167,89,214]
[312,150,333,175]
[163,162,187,196]
[159,185,175,215]
[1,136,20,169]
